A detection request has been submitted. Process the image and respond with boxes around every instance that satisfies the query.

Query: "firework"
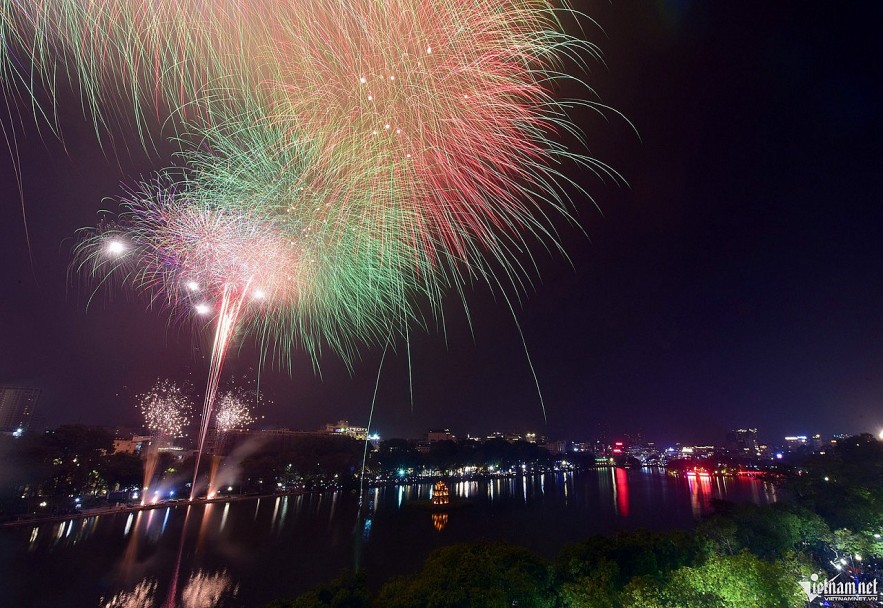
[28,1,614,344]
[214,389,256,434]
[1,1,612,257]
[72,113,447,364]
[138,378,192,441]
[46,0,620,500]
[73,151,443,498]
[24,0,614,326]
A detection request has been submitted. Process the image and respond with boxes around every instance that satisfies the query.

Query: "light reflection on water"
[100,569,238,608]
[5,469,778,608]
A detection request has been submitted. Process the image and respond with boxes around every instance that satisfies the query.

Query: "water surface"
[0,469,778,607]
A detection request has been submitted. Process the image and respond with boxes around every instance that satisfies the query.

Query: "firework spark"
[138,379,192,441]
[215,390,256,434]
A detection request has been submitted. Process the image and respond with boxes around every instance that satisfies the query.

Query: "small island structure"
[432,480,450,507]
[407,479,472,513]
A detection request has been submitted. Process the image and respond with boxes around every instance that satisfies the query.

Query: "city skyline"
[1,2,882,445]
[34,402,879,454]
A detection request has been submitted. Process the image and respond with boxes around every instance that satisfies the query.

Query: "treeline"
[0,429,577,516]
[270,434,883,608]
[0,425,143,516]
[238,436,578,492]
[369,437,580,473]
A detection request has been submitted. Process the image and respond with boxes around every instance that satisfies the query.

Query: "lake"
[0,469,779,607]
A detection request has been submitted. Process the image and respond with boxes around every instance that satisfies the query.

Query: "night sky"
[1,2,881,446]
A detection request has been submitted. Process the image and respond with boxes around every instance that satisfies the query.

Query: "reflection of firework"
[138,379,192,440]
[99,570,237,608]
[214,390,256,434]
[181,570,239,608]
[100,579,157,608]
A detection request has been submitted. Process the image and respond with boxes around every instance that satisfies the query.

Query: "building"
[426,429,456,443]
[416,429,456,453]
[432,480,450,506]
[0,386,40,433]
[784,435,808,452]
[725,428,759,454]
[546,440,568,455]
[113,435,151,454]
[324,420,368,441]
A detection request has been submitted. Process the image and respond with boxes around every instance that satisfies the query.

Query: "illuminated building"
[113,435,151,454]
[784,435,808,452]
[324,420,368,440]
[0,385,40,433]
[432,480,450,506]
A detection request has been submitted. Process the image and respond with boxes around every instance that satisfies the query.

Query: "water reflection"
[100,570,238,608]
[614,468,630,517]
[9,471,780,608]
[686,471,713,517]
[101,579,158,608]
[432,512,449,532]
[180,570,239,608]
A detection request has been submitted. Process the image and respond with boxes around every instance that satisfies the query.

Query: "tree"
[267,573,372,608]
[558,558,621,608]
[556,529,707,589]
[623,552,805,608]
[698,502,832,558]
[101,452,144,490]
[375,543,555,608]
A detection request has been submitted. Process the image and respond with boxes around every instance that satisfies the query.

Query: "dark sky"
[1,1,881,446]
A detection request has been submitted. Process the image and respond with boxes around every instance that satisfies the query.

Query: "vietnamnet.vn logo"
[800,572,880,604]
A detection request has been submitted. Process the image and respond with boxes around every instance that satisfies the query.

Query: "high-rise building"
[784,435,808,452]
[725,428,759,454]
[0,386,41,433]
